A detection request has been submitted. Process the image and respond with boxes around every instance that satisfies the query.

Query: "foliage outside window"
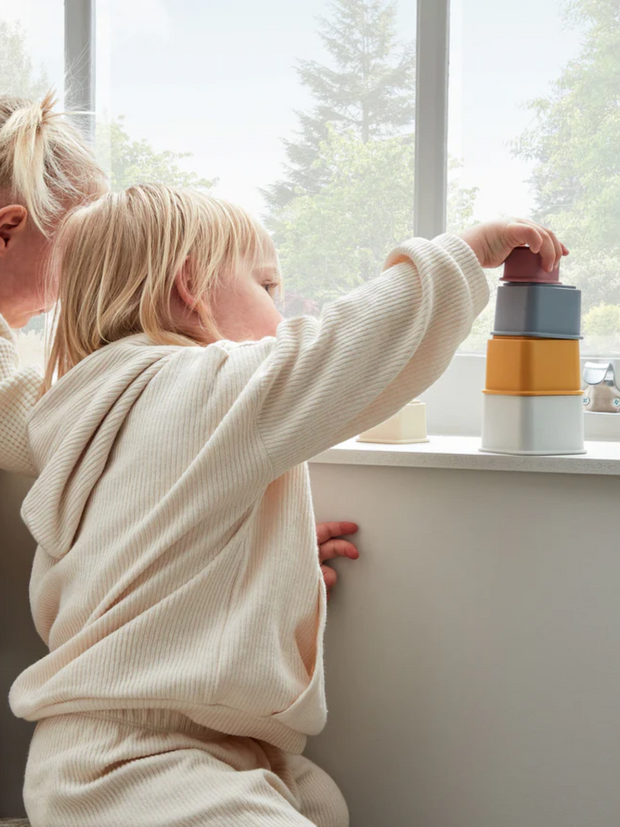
[4,0,620,363]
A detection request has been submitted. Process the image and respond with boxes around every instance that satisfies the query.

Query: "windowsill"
[310,435,620,476]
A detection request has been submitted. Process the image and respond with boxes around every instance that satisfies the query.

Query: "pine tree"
[263,0,415,210]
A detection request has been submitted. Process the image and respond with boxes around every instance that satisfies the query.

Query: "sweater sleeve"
[0,315,41,477]
[255,233,489,479]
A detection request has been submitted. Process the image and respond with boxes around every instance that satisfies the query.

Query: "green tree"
[582,302,620,355]
[267,0,481,312]
[97,117,216,191]
[264,0,416,210]
[584,303,620,336]
[278,127,478,304]
[513,0,620,309]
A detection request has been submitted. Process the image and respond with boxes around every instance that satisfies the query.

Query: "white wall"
[306,461,620,827]
[3,463,620,825]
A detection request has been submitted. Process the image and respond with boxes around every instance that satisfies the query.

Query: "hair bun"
[0,88,106,236]
[38,90,58,129]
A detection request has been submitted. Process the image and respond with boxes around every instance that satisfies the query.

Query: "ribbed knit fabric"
[23,710,349,827]
[4,234,488,758]
[0,317,40,476]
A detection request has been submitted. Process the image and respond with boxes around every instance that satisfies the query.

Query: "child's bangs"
[215,199,278,279]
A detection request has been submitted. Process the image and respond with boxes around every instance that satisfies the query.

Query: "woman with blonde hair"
[0,97,568,826]
[0,91,107,328]
[0,91,106,476]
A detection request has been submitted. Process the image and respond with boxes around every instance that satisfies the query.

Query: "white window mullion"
[64,0,96,143]
[413,0,451,239]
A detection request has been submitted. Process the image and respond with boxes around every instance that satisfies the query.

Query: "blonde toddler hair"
[0,90,107,235]
[43,184,277,392]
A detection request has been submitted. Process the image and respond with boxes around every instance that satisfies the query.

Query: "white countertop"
[310,435,620,476]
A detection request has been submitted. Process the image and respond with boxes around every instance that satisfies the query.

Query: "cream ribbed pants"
[23,709,349,827]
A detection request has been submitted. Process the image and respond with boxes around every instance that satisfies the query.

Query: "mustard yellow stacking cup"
[484,336,582,396]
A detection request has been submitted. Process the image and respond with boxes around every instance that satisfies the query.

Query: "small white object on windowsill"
[357,400,429,444]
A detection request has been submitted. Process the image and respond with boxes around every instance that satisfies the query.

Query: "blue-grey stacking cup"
[493,283,582,339]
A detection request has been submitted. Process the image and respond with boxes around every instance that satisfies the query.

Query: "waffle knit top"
[1,234,488,754]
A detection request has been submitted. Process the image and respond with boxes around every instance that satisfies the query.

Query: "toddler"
[0,97,567,827]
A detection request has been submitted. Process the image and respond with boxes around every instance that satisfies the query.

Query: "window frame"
[64,0,96,141]
[64,0,452,234]
[413,0,450,238]
[64,0,620,442]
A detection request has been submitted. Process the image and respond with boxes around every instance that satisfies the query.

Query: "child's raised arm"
[252,220,565,480]
[252,233,485,479]
[0,315,40,476]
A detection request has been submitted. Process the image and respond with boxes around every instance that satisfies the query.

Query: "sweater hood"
[21,335,179,560]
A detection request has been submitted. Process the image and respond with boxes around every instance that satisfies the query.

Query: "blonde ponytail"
[0,90,107,235]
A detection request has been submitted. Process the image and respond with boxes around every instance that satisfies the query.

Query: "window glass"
[449,0,613,355]
[96,0,418,314]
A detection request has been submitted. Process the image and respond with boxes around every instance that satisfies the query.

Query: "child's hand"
[317,521,359,601]
[458,218,569,272]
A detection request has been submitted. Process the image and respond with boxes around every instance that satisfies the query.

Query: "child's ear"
[0,205,28,254]
[174,258,212,317]
[174,258,199,310]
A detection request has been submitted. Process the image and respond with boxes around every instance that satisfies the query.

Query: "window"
[4,0,620,437]
[94,0,418,314]
[423,0,620,440]
[0,1,64,97]
[450,0,620,357]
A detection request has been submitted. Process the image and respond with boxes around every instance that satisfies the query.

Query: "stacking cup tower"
[480,247,585,455]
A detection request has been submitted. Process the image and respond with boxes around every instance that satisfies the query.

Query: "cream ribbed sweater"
[2,234,488,754]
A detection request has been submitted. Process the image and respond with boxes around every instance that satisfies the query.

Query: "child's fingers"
[538,229,558,272]
[318,538,360,564]
[510,219,564,272]
[532,222,563,271]
[316,521,359,545]
[321,564,338,590]
[531,220,563,268]
[508,222,557,272]
[507,221,543,255]
[548,228,565,268]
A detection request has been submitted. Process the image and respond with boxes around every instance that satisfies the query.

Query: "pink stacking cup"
[501,246,561,284]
